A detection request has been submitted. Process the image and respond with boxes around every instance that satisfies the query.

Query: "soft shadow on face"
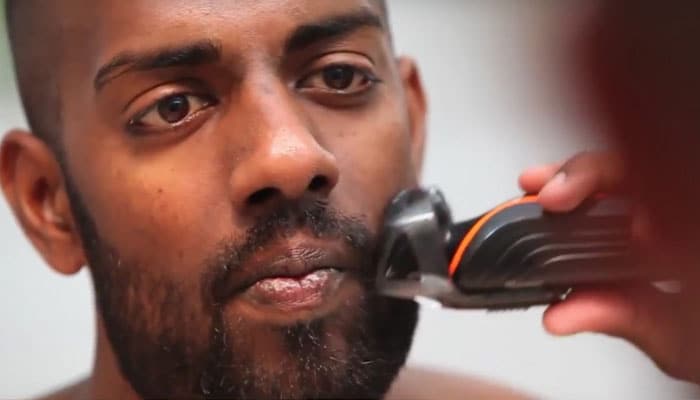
[65,173,418,399]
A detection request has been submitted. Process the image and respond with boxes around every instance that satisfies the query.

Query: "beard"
[64,178,418,399]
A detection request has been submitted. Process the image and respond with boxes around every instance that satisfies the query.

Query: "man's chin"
[225,270,366,326]
[200,279,416,400]
[200,232,414,398]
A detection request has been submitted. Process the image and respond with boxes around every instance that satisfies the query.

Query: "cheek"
[66,137,235,276]
[310,100,418,233]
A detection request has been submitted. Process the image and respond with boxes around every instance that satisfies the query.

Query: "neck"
[85,316,141,400]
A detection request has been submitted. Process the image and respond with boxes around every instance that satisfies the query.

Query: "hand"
[519,151,700,384]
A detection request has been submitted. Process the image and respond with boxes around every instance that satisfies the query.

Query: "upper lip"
[212,237,359,302]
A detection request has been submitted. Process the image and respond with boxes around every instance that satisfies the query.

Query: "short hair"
[4,0,64,152]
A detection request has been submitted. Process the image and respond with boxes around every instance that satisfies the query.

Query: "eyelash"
[126,93,217,135]
[297,63,382,93]
[123,63,381,135]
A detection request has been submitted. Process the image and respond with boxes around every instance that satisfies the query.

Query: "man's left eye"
[298,65,380,94]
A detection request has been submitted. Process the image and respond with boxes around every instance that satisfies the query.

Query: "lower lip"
[244,268,344,310]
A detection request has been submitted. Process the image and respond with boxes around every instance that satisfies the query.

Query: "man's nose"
[228,82,340,213]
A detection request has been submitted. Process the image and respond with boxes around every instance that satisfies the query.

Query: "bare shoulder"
[386,366,534,400]
[34,380,89,400]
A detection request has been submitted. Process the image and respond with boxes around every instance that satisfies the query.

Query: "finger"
[518,163,562,194]
[543,285,686,379]
[538,151,625,212]
[544,286,648,336]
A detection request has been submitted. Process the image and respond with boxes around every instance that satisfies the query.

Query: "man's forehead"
[88,0,383,45]
[82,0,385,75]
[88,0,381,19]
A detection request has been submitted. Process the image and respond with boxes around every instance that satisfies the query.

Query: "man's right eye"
[127,93,217,135]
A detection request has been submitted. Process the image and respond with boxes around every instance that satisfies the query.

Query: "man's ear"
[397,56,428,176]
[0,130,86,275]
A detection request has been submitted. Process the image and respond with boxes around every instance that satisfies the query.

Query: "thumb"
[543,284,690,381]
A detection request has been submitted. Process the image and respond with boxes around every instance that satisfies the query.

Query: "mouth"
[246,267,344,309]
[213,237,364,318]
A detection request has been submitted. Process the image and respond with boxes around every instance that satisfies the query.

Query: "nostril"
[308,175,328,192]
[247,187,279,205]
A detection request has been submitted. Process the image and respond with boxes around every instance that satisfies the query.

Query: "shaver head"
[374,187,461,303]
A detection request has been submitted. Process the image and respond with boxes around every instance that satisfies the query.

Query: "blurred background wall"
[0,1,697,399]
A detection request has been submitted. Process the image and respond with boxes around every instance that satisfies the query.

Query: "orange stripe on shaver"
[448,195,540,277]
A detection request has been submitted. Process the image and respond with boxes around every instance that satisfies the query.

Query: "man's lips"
[246,268,343,309]
[213,238,360,311]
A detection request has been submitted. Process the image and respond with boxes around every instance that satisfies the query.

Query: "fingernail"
[541,171,567,195]
[550,171,567,185]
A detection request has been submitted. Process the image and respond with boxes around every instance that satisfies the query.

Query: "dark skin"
[2,0,425,398]
[5,0,697,399]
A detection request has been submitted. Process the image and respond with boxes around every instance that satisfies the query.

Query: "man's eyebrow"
[284,9,385,54]
[93,40,222,91]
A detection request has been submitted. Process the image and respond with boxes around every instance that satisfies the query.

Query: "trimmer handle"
[448,196,635,294]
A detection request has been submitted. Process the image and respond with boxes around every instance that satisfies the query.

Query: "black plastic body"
[449,197,635,294]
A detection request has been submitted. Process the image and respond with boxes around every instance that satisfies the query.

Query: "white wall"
[0,1,697,399]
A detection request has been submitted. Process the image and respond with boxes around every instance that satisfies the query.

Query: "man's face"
[29,0,426,398]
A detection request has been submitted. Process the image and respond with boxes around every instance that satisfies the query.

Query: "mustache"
[204,200,374,303]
